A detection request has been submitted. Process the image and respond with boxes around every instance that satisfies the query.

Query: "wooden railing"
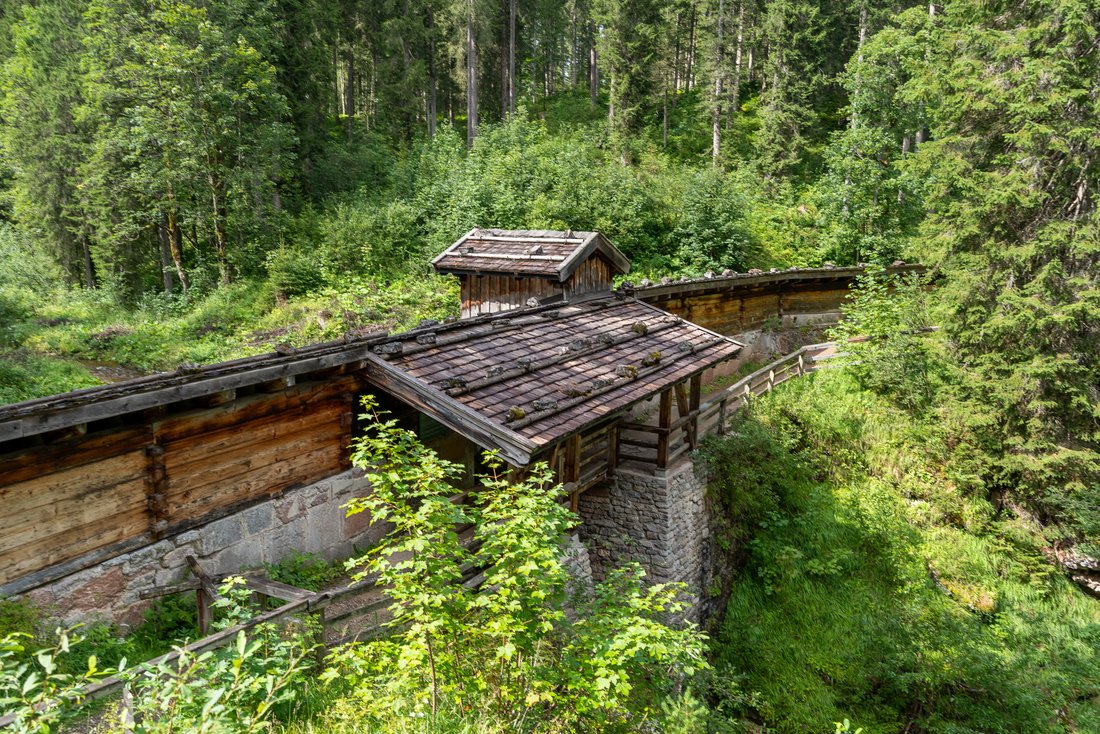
[695,341,840,438]
[615,341,842,469]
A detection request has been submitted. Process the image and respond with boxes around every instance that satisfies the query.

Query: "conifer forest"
[0,0,1098,731]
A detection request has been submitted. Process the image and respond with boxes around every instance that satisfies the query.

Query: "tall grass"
[705,370,1100,733]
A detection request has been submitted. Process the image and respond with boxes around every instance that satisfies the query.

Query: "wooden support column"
[186,556,219,635]
[145,444,169,538]
[567,434,582,512]
[607,424,619,473]
[689,374,702,449]
[657,388,672,468]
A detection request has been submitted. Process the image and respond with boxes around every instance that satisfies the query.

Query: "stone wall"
[577,459,709,622]
[20,469,381,627]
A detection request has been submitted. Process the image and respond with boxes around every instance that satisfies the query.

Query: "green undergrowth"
[265,551,345,592]
[0,273,459,404]
[703,370,1100,733]
[0,591,198,676]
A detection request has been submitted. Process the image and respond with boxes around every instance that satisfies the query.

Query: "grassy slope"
[705,369,1100,733]
[0,274,459,404]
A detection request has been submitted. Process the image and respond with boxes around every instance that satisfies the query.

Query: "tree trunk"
[157,216,174,294]
[672,10,682,93]
[731,1,744,116]
[589,21,599,105]
[663,74,669,148]
[686,3,696,90]
[81,232,96,291]
[500,3,509,119]
[851,4,867,130]
[712,0,725,165]
[211,176,230,285]
[509,0,517,115]
[466,7,478,148]
[570,3,579,91]
[427,8,437,138]
[165,183,188,292]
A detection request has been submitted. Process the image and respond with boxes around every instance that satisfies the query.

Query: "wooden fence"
[615,341,842,468]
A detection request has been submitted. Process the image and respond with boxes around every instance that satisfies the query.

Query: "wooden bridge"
[0,254,920,603]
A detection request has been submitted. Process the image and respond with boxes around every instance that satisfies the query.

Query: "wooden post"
[607,425,619,473]
[570,434,582,483]
[657,388,672,468]
[313,607,328,668]
[718,397,727,435]
[186,556,219,635]
[673,382,691,417]
[689,374,702,449]
[797,353,804,377]
[196,588,213,635]
[145,444,168,539]
[767,369,775,391]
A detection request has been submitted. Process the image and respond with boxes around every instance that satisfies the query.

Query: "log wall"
[0,376,358,593]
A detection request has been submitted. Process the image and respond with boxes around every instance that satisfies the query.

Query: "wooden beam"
[657,389,672,468]
[673,382,690,418]
[0,341,389,443]
[362,354,538,467]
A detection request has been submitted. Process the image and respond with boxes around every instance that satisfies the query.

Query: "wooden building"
[433,229,631,317]
[0,228,748,597]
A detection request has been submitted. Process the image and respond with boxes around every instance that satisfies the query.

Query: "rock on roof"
[364,296,742,464]
[432,228,631,281]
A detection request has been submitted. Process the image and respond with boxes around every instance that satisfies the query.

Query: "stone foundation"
[577,459,708,622]
[19,469,381,627]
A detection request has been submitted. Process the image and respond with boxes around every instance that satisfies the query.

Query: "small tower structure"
[433,228,631,318]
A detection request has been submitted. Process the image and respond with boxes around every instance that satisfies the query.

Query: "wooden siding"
[644,282,851,335]
[0,377,358,588]
[563,254,613,299]
[460,274,563,318]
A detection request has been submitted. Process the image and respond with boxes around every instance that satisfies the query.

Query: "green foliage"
[327,396,708,731]
[0,578,317,733]
[707,372,1100,733]
[828,267,937,412]
[0,627,113,733]
[0,599,37,639]
[265,552,342,593]
[907,0,1100,548]
[671,168,758,274]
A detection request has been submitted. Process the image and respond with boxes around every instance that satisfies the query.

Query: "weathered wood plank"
[0,426,151,486]
[1,477,147,551]
[0,450,147,516]
[163,401,347,474]
[2,506,149,585]
[166,444,344,522]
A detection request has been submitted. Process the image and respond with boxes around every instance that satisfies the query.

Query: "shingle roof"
[432,229,631,281]
[364,296,742,463]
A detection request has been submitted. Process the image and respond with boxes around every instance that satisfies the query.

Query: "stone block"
[123,541,173,575]
[197,515,242,556]
[172,529,202,547]
[241,503,275,537]
[206,541,264,577]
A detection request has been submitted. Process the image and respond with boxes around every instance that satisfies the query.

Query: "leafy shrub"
[325,397,708,731]
[708,372,1100,733]
[671,168,758,274]
[266,551,342,592]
